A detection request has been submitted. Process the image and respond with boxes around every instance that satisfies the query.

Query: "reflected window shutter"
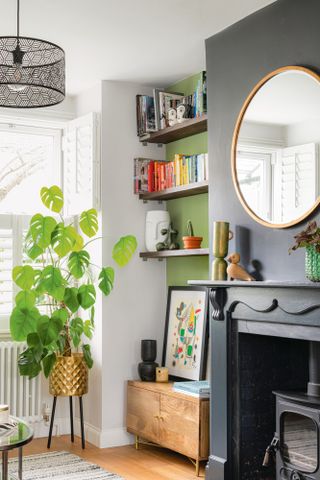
[63,112,100,216]
[276,143,318,223]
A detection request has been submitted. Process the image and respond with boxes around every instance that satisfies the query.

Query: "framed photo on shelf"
[162,286,209,381]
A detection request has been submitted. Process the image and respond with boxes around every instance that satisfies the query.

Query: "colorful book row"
[134,154,209,194]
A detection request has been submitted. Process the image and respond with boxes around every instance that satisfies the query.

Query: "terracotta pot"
[182,236,203,249]
[49,353,88,397]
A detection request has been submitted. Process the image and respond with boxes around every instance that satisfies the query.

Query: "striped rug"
[9,451,123,479]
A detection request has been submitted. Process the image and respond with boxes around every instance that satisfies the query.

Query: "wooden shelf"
[139,181,208,201]
[140,115,207,144]
[140,248,209,259]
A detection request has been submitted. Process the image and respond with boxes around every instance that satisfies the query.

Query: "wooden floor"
[12,435,206,479]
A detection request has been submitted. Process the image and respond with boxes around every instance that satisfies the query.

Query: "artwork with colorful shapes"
[163,288,208,381]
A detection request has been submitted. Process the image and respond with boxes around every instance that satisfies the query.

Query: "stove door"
[280,410,318,474]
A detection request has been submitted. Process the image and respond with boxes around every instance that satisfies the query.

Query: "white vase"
[145,211,170,252]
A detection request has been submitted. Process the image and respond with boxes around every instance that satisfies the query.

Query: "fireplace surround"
[189,281,320,480]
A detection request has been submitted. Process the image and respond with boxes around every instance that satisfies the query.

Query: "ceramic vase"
[305,245,320,282]
[145,210,170,252]
[138,339,158,381]
[212,221,233,280]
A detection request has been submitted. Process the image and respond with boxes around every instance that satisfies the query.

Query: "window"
[0,112,100,337]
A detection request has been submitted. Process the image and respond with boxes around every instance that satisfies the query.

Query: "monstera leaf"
[30,214,57,249]
[42,353,56,378]
[68,250,90,279]
[78,284,96,309]
[25,231,44,260]
[37,315,63,346]
[51,224,77,257]
[18,348,42,379]
[40,186,64,213]
[39,266,65,301]
[64,287,79,313]
[10,306,41,341]
[82,344,93,369]
[15,290,36,309]
[79,209,98,237]
[98,267,114,296]
[12,265,35,290]
[112,235,137,267]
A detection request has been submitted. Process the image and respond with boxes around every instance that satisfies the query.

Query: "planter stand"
[47,396,85,449]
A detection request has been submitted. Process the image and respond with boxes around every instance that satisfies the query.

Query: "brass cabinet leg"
[195,459,200,477]
[135,435,139,450]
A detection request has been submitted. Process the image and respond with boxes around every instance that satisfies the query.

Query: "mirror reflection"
[234,68,320,227]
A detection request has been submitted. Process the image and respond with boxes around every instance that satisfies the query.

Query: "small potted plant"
[290,221,320,282]
[10,185,137,398]
[182,220,203,249]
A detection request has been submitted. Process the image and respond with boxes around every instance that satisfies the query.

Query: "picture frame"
[162,286,209,381]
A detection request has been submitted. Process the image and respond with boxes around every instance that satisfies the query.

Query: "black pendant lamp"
[0,0,65,108]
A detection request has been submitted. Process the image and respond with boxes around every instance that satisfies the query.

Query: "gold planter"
[49,353,88,397]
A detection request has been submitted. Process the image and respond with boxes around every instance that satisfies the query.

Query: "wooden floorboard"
[10,435,206,479]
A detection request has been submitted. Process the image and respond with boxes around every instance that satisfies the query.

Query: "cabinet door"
[127,386,160,444]
[159,394,200,459]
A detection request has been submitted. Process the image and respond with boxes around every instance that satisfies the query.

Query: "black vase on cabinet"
[138,340,158,381]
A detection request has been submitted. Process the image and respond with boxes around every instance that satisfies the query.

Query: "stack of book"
[136,72,207,139]
[173,381,210,398]
[134,154,209,194]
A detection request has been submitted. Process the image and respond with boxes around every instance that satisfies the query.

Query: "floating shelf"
[139,181,208,201]
[140,115,207,145]
[140,248,209,259]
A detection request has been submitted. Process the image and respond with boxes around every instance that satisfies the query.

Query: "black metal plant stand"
[47,396,85,449]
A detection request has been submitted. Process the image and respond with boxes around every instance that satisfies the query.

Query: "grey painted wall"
[206,0,320,281]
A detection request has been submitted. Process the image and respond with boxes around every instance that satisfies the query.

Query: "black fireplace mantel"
[188,280,320,480]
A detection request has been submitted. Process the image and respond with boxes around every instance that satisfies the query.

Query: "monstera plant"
[10,185,137,388]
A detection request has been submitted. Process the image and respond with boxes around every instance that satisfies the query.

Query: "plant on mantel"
[290,221,320,282]
[10,185,137,381]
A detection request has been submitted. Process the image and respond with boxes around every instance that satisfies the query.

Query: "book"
[136,95,156,137]
[173,380,210,394]
[133,154,208,194]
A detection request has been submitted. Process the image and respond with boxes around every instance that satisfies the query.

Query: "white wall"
[99,81,166,447]
[239,120,285,145]
[285,118,320,147]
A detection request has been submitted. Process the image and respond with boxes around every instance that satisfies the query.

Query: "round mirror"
[232,66,320,228]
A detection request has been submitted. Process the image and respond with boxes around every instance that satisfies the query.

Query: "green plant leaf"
[10,306,40,341]
[40,265,65,301]
[98,267,114,296]
[82,344,93,369]
[79,209,98,237]
[26,333,43,362]
[78,284,96,309]
[37,315,63,346]
[12,265,35,290]
[18,348,42,379]
[52,308,68,324]
[51,224,77,257]
[30,214,57,249]
[64,287,79,313]
[42,353,56,378]
[25,231,44,260]
[70,317,84,348]
[15,290,36,309]
[40,185,64,213]
[72,233,84,252]
[68,250,90,279]
[90,306,95,325]
[56,336,66,355]
[83,320,94,339]
[112,235,137,267]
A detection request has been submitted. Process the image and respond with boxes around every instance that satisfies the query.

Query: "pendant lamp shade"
[0,1,65,108]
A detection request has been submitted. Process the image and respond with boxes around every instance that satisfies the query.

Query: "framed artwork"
[162,286,209,381]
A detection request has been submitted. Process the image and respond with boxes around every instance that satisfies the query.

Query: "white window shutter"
[63,112,100,216]
[274,143,318,223]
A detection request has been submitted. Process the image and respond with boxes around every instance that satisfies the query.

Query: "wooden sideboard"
[126,380,209,476]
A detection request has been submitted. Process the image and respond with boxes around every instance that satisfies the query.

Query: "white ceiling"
[0,0,275,96]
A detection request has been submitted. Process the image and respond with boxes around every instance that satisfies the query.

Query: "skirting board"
[32,416,133,449]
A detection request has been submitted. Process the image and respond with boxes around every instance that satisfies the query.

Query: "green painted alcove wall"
[166,74,209,286]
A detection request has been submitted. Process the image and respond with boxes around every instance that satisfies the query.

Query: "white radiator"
[0,341,41,422]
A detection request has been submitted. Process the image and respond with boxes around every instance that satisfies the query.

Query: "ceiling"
[0,0,275,96]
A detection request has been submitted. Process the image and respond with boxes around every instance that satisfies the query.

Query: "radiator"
[0,341,42,422]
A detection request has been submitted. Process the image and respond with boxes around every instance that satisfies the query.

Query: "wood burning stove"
[270,343,320,480]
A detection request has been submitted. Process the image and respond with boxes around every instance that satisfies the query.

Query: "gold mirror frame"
[231,65,320,229]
